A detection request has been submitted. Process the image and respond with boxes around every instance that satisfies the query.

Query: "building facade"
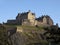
[6,10,53,26]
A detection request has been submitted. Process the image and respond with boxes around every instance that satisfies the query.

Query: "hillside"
[5,25,48,45]
[0,24,8,45]
[0,24,60,45]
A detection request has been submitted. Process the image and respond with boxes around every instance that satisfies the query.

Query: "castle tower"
[16,10,36,26]
[43,15,53,26]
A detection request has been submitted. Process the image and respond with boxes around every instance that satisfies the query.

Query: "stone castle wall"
[6,11,53,26]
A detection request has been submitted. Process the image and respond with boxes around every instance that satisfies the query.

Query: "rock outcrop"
[9,26,47,45]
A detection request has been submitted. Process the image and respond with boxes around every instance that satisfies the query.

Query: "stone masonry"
[6,10,53,26]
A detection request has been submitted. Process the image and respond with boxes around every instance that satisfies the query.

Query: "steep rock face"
[10,32,25,45]
[9,27,46,45]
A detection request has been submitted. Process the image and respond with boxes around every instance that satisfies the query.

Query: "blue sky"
[0,0,60,26]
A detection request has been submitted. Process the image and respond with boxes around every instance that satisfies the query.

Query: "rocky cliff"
[8,26,48,45]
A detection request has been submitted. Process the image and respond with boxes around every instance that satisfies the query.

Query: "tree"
[0,24,9,45]
[43,26,60,45]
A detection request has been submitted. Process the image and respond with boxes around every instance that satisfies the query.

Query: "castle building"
[16,10,35,25]
[6,10,53,26]
[36,15,53,26]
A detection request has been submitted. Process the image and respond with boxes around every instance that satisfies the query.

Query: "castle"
[6,10,53,26]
